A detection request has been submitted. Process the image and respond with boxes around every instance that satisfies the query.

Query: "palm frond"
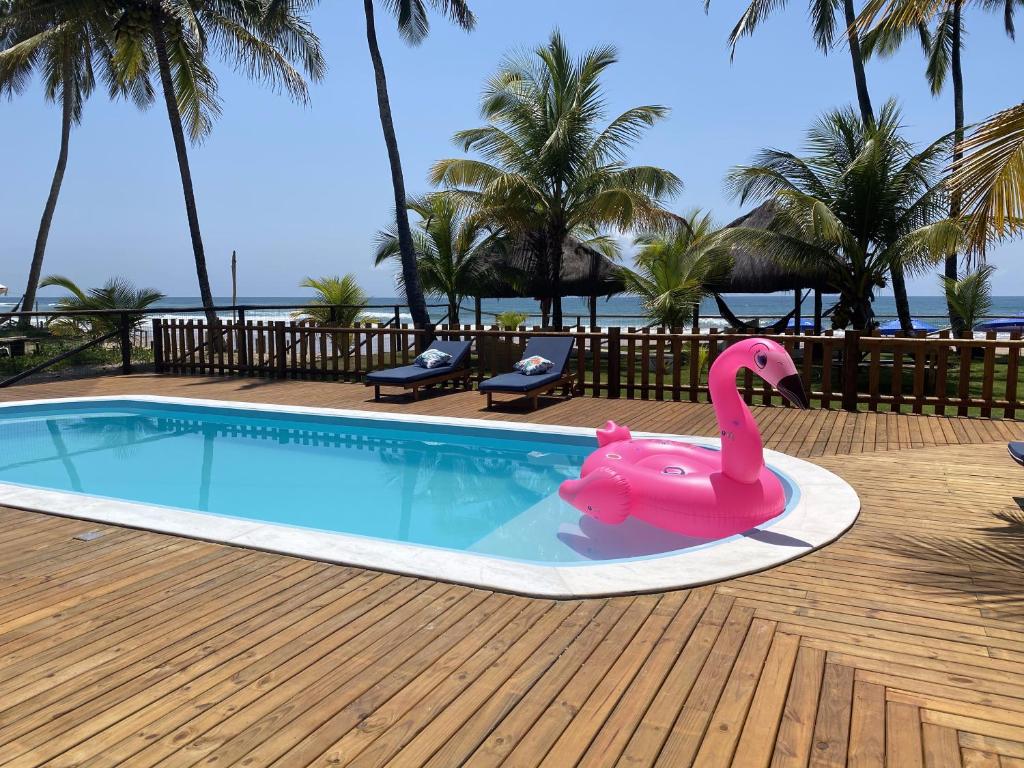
[949,102,1024,254]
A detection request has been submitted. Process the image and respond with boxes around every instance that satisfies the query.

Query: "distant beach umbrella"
[878,318,938,335]
[974,315,1024,333]
[784,317,815,331]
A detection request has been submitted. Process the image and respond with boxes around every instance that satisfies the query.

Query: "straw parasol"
[471,233,625,325]
[713,201,838,331]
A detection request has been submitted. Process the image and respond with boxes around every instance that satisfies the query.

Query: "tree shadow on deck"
[877,506,1024,621]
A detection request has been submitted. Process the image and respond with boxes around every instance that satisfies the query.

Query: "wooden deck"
[0,375,1022,767]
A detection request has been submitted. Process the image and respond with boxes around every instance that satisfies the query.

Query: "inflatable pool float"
[559,337,810,538]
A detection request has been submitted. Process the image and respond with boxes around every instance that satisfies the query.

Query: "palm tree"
[362,0,476,330]
[106,0,325,336]
[0,1,151,328]
[40,274,164,343]
[941,263,995,331]
[948,102,1024,250]
[292,275,368,326]
[724,101,960,330]
[620,210,727,329]
[374,193,501,324]
[431,31,681,328]
[860,0,1022,330]
[717,0,919,334]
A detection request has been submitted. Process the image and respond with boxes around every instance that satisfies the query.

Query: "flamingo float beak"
[776,373,809,409]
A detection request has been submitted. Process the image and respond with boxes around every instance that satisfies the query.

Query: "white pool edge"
[0,395,861,598]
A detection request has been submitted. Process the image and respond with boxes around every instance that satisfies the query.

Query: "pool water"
[0,400,796,564]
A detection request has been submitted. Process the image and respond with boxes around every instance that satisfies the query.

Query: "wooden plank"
[887,700,924,767]
[769,645,826,767]
[849,680,886,768]
[809,662,855,768]
[732,631,802,767]
[922,723,963,768]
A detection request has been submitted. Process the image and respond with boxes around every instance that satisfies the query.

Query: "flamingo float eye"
[754,350,768,369]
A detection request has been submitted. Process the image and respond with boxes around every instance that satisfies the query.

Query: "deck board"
[0,375,1021,766]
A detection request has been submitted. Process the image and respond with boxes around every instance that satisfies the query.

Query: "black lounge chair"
[365,339,472,401]
[479,335,576,411]
[1009,442,1024,465]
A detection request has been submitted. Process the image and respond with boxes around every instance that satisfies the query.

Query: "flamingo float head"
[736,337,809,409]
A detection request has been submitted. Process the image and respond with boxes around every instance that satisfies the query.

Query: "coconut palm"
[724,101,961,330]
[948,102,1024,251]
[715,0,921,334]
[362,0,476,330]
[104,0,324,336]
[0,1,151,328]
[860,0,1022,329]
[620,210,727,329]
[39,274,164,342]
[292,275,368,326]
[374,193,501,325]
[431,30,681,329]
[941,263,995,331]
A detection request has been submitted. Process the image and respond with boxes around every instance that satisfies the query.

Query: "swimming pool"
[0,396,859,596]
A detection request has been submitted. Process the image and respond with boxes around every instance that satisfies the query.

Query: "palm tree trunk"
[946,0,966,334]
[20,51,74,330]
[890,265,914,331]
[842,0,874,127]
[151,17,221,341]
[363,0,430,330]
[844,0,918,333]
[548,225,564,328]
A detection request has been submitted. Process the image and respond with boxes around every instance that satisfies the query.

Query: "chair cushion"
[514,355,554,376]
[1009,442,1024,465]
[519,336,574,375]
[424,339,472,368]
[366,364,456,384]
[478,371,563,393]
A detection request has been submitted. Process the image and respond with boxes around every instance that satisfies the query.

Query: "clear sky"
[2,0,1021,299]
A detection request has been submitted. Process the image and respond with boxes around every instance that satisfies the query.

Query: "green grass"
[0,337,153,377]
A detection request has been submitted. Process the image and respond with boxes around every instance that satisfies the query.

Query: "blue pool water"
[0,400,797,564]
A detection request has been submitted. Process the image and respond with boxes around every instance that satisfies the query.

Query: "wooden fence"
[152,318,1024,418]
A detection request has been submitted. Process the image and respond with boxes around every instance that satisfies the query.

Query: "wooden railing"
[152,318,1024,418]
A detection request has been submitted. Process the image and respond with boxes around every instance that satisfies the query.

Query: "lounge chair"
[365,339,472,401]
[479,335,576,411]
[1009,442,1024,466]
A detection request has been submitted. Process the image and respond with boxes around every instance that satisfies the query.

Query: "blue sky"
[2,0,1021,298]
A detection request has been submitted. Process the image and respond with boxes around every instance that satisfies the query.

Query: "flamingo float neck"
[708,344,765,484]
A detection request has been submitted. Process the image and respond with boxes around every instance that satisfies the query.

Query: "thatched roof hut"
[713,202,837,294]
[711,201,838,332]
[473,234,625,299]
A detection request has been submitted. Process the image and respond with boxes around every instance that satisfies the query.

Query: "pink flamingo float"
[559,337,809,539]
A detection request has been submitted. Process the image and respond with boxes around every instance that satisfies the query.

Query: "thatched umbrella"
[472,234,624,326]
[714,201,838,332]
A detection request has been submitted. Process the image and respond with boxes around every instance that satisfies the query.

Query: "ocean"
[6,294,1024,332]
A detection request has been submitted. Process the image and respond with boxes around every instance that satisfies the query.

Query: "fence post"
[236,308,248,371]
[607,326,621,399]
[842,330,861,412]
[393,306,404,352]
[152,319,164,373]
[275,321,287,378]
[120,312,132,374]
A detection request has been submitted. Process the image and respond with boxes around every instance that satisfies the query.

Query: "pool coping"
[0,395,861,598]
